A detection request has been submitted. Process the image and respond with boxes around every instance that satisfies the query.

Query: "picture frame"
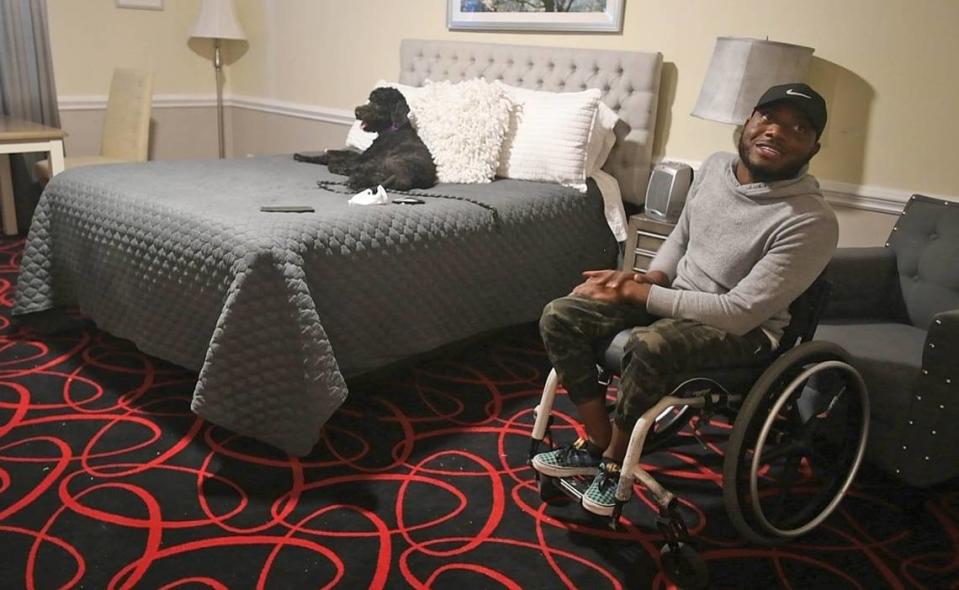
[448,0,624,33]
[116,0,163,10]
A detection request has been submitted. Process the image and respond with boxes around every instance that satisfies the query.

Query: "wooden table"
[0,116,65,236]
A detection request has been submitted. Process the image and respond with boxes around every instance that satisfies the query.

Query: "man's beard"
[737,136,813,183]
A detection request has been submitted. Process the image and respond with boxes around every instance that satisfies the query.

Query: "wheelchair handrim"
[748,360,870,538]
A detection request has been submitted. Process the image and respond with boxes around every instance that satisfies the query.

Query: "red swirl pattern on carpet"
[0,237,956,589]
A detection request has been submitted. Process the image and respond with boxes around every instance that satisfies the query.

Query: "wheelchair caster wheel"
[538,475,571,506]
[660,542,708,590]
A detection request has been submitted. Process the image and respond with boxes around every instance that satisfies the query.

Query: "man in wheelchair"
[532,83,839,518]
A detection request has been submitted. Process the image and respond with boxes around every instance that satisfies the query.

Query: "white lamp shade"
[190,0,246,40]
[692,37,814,125]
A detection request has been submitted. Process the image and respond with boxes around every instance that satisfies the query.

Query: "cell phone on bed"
[260,205,315,213]
[392,197,425,205]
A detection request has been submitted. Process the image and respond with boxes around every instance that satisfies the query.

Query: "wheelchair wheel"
[723,341,869,545]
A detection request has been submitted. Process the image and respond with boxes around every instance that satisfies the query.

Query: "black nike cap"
[755,83,827,138]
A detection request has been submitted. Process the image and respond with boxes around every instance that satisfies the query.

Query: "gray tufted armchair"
[816,195,959,487]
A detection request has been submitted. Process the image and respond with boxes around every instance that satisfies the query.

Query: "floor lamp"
[190,0,247,159]
[692,37,814,128]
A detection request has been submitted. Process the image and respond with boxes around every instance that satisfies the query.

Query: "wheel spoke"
[809,443,839,475]
[758,440,809,465]
[797,387,848,439]
[765,455,803,523]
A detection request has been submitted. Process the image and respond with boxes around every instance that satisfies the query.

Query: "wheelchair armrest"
[821,247,906,321]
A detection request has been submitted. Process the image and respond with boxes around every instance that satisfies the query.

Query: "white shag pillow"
[405,79,512,184]
[496,84,602,192]
[344,80,423,152]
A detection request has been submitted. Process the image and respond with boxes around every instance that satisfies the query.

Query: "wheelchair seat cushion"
[815,320,926,427]
[599,329,633,372]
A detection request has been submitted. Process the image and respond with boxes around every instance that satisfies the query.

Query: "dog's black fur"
[295,87,437,191]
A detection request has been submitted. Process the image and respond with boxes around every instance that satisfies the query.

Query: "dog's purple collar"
[386,122,408,133]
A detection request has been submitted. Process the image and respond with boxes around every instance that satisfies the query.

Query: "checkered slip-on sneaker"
[531,438,602,478]
[581,459,622,517]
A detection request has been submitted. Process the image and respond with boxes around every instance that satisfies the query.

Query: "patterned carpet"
[0,237,956,589]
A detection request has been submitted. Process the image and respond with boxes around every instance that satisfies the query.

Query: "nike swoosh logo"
[786,88,813,99]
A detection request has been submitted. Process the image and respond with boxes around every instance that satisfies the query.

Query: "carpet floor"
[0,238,956,589]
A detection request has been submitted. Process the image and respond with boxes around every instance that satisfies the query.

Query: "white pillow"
[344,120,375,152]
[406,79,512,184]
[496,84,602,192]
[585,102,620,175]
[344,81,423,152]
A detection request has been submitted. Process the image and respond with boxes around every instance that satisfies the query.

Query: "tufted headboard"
[399,39,663,205]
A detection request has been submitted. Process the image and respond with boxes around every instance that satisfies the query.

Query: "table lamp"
[190,0,247,158]
[692,37,814,126]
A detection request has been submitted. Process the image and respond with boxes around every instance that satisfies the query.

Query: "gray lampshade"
[692,37,814,125]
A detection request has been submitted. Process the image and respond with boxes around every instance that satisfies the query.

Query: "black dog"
[295,87,437,191]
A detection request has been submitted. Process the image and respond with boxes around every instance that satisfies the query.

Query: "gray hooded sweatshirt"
[646,152,838,345]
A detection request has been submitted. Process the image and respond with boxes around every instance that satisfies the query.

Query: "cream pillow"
[344,120,375,152]
[406,79,512,184]
[585,102,620,175]
[344,81,423,152]
[496,84,602,192]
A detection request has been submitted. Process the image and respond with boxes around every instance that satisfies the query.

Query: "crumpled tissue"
[348,185,389,206]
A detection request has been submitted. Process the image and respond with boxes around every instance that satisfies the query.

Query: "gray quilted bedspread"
[14,156,617,455]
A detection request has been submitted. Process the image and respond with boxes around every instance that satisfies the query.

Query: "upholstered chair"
[816,194,959,488]
[35,68,154,180]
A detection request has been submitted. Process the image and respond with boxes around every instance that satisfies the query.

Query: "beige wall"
[59,108,221,161]
[832,207,898,248]
[47,0,215,95]
[230,0,959,199]
[230,108,344,158]
[47,0,225,159]
[44,0,958,245]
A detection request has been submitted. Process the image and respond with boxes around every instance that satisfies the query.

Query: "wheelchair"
[527,277,870,589]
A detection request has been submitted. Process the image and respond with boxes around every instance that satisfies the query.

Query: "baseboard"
[58,94,952,214]
[229,96,354,125]
[819,182,908,214]
[654,157,959,215]
[59,94,217,110]
[58,94,353,125]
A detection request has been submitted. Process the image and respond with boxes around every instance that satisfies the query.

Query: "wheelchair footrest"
[537,473,591,507]
[555,475,591,499]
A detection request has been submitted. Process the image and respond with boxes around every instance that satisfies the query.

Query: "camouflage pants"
[539,295,774,429]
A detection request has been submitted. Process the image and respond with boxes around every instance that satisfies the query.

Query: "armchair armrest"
[821,247,906,321]
[923,308,959,376]
[898,307,959,486]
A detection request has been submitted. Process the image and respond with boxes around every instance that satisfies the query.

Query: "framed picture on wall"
[448,0,624,32]
[116,0,163,10]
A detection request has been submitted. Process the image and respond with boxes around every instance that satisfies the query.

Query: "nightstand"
[622,213,677,273]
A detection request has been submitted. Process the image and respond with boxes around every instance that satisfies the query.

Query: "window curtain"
[0,0,60,232]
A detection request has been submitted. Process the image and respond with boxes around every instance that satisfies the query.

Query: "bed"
[13,39,663,456]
